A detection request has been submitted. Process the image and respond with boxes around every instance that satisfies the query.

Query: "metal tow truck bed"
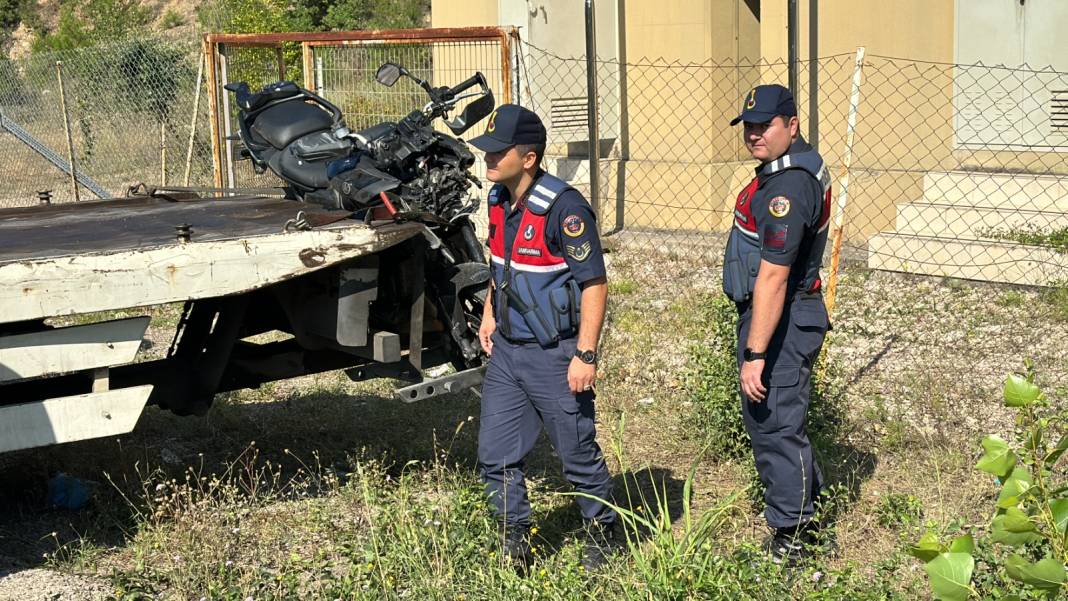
[0,193,444,454]
[0,195,421,322]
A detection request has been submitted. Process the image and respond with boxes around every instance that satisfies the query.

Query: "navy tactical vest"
[488,174,582,346]
[722,146,832,303]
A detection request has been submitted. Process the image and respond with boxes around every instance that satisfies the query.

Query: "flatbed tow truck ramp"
[0,191,478,454]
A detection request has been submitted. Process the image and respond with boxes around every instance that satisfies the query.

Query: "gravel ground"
[0,560,108,601]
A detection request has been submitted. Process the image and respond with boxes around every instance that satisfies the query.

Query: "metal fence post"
[809,0,819,151]
[585,0,600,217]
[824,46,865,318]
[55,61,80,202]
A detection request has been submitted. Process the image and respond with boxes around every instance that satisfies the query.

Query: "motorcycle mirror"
[375,63,403,87]
[445,91,496,136]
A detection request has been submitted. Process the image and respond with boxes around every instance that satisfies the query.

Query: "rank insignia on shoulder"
[769,196,791,218]
[566,241,592,261]
[563,214,586,237]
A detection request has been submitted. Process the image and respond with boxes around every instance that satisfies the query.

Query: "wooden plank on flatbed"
[0,194,425,324]
[0,316,149,382]
[0,220,423,325]
[0,195,380,262]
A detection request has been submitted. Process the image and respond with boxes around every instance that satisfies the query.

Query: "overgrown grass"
[15,249,1068,599]
[1041,280,1068,322]
[679,292,846,463]
[97,433,924,600]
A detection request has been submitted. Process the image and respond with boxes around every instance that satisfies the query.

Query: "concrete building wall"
[430,0,1068,238]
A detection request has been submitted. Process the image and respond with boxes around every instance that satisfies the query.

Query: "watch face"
[578,350,596,363]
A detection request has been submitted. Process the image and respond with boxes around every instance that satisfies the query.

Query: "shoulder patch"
[768,196,791,218]
[763,223,788,252]
[566,241,592,262]
[487,184,505,206]
[563,214,586,237]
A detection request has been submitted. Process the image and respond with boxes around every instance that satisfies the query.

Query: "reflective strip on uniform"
[527,195,551,210]
[733,221,759,239]
[491,254,569,272]
[534,184,556,197]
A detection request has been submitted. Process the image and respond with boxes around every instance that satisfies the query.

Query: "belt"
[735,288,823,311]
[499,331,577,346]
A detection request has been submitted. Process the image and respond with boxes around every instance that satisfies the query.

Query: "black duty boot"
[500,524,532,570]
[580,520,621,571]
[762,523,820,567]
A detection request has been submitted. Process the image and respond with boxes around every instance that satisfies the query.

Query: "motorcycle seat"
[251,101,335,150]
[267,130,352,191]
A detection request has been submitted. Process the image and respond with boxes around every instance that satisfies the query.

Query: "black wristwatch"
[575,348,598,365]
[743,348,767,362]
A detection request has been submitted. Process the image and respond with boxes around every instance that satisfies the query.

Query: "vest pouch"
[549,280,582,338]
[511,272,559,347]
[723,258,749,303]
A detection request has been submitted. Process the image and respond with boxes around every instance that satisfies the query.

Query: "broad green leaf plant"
[911,364,1068,599]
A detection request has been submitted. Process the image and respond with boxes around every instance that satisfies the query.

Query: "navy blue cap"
[730,84,797,126]
[468,104,547,152]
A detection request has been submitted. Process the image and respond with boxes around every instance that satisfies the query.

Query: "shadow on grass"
[0,381,484,571]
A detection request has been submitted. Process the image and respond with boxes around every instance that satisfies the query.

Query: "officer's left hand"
[740,360,767,402]
[568,357,597,394]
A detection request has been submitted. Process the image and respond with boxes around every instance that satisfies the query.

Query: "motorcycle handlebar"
[448,73,486,98]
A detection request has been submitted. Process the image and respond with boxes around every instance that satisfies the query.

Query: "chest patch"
[517,246,542,257]
[523,223,535,241]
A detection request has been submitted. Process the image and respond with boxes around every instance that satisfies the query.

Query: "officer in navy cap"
[467,104,617,570]
[723,84,833,565]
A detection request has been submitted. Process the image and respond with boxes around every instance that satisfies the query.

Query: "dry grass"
[1,245,1066,598]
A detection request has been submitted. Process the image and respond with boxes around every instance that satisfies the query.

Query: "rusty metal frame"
[204,26,510,46]
[204,26,516,190]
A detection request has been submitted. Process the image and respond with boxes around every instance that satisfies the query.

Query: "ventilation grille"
[550,96,588,133]
[1051,89,1068,132]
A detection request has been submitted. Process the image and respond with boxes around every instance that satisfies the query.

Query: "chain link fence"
[2,33,1067,291]
[518,42,1068,289]
[0,37,214,206]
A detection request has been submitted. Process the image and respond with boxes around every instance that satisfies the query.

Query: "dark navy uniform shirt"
[751,138,827,291]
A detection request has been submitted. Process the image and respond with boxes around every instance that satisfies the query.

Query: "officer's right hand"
[479,315,496,356]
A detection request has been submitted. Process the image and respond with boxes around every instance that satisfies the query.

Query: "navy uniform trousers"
[478,333,615,528]
[737,293,829,529]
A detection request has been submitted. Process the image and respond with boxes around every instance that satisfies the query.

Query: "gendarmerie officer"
[723,85,833,564]
[468,104,617,570]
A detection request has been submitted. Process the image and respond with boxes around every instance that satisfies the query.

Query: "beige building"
[433,1,1068,284]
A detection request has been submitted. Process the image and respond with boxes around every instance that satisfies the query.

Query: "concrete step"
[867,232,1068,286]
[922,170,1068,211]
[894,201,1068,238]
